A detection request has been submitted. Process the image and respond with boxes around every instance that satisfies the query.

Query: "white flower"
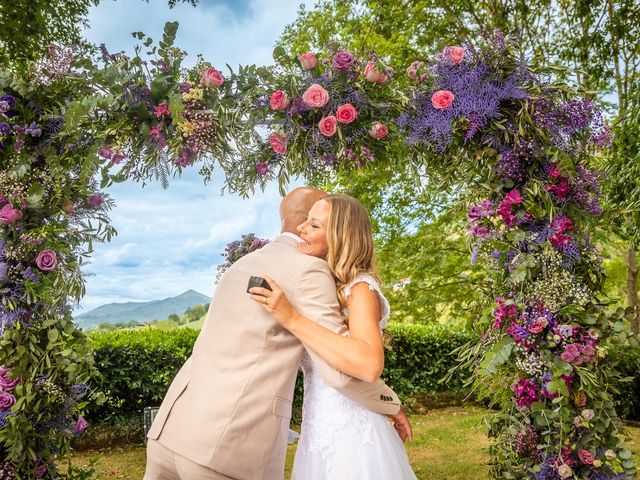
[558,464,573,478]
[582,409,596,421]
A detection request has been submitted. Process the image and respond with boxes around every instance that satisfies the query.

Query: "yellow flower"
[183,87,204,102]
[177,120,195,138]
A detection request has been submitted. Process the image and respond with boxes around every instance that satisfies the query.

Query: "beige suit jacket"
[147,235,401,480]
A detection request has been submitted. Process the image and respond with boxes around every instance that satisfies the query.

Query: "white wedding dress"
[292,275,417,479]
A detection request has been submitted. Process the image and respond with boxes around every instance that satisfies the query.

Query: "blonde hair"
[324,195,380,310]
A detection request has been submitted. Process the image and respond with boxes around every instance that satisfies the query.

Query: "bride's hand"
[248,275,300,328]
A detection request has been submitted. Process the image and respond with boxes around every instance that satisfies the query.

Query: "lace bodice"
[296,275,390,473]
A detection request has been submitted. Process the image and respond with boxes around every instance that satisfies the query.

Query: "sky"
[78,0,309,312]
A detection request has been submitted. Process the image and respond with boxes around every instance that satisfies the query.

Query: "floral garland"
[231,45,406,193]
[396,31,632,479]
[0,48,107,477]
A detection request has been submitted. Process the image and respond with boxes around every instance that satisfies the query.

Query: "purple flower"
[26,123,42,137]
[0,122,11,136]
[332,51,355,71]
[0,261,7,281]
[35,249,57,271]
[0,391,16,411]
[111,152,125,164]
[255,162,269,175]
[0,101,10,113]
[87,194,104,208]
[398,59,528,150]
[21,267,40,284]
[468,225,491,238]
[13,139,23,152]
[99,148,113,159]
[1,95,16,106]
[72,415,89,434]
[179,82,192,94]
[467,200,494,222]
[13,125,25,136]
[0,368,19,390]
[513,378,538,409]
[174,149,195,167]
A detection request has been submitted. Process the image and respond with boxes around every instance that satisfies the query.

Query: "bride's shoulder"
[344,274,381,298]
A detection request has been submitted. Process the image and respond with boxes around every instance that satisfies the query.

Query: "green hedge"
[85,325,640,426]
[86,328,199,423]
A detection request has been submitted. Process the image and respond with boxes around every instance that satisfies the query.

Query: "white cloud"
[77,0,308,312]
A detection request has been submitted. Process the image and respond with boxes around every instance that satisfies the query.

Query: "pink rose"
[0,391,16,411]
[269,91,290,111]
[0,204,21,224]
[431,90,455,110]
[443,46,465,64]
[200,67,224,88]
[364,61,381,82]
[578,450,595,465]
[336,104,358,124]
[318,116,337,137]
[368,122,389,139]
[0,368,19,391]
[35,249,57,271]
[376,72,389,84]
[298,52,317,70]
[268,131,287,155]
[301,84,329,108]
[528,318,547,333]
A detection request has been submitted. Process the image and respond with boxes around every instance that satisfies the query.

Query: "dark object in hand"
[247,276,272,293]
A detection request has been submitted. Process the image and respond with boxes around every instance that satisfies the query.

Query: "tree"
[0,0,198,70]
[183,304,207,323]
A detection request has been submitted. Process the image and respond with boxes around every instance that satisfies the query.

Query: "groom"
[145,187,405,480]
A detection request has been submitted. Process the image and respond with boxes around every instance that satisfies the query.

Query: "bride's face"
[297,199,330,259]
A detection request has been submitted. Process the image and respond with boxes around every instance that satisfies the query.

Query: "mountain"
[74,289,210,330]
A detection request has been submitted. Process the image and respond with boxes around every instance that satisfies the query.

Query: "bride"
[249,194,417,479]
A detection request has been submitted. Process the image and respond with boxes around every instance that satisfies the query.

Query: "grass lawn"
[71,406,639,479]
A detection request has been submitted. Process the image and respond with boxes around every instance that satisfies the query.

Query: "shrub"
[85,328,199,424]
[85,324,640,433]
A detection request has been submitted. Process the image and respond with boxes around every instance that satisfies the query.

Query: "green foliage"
[85,324,472,424]
[85,328,199,423]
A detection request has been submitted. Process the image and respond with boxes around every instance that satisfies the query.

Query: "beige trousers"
[144,438,235,480]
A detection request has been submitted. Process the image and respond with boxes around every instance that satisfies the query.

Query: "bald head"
[280,186,327,234]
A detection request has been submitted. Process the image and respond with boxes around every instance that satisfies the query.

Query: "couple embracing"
[144,187,417,479]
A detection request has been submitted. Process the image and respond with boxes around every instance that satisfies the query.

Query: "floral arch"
[0,24,636,479]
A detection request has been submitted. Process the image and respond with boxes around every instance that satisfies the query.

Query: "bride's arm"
[250,275,384,383]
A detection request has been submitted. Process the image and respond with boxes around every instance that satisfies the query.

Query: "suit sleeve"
[292,258,401,415]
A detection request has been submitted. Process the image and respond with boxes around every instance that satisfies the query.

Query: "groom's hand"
[389,407,413,443]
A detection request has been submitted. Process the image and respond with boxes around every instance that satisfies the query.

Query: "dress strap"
[343,274,390,329]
